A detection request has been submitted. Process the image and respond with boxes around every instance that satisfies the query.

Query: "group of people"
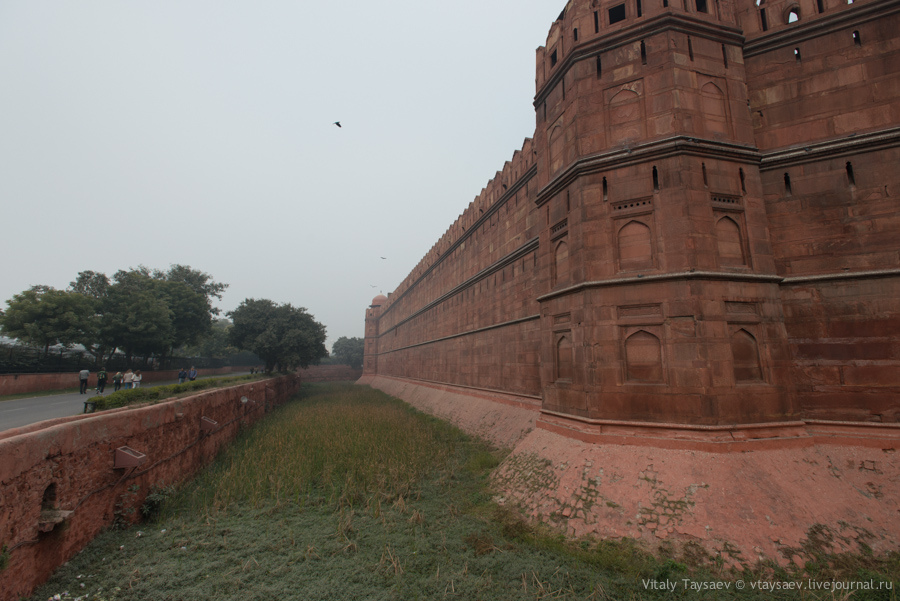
[78,368,144,395]
[177,366,198,384]
[77,366,201,395]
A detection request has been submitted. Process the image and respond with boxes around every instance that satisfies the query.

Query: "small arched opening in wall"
[624,330,664,382]
[41,483,58,510]
[552,239,570,288]
[617,220,654,272]
[785,5,800,23]
[556,334,574,382]
[731,328,764,382]
[715,215,748,266]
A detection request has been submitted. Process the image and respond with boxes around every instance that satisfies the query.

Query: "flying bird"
[380,256,387,259]
[334,121,342,128]
[369,285,378,288]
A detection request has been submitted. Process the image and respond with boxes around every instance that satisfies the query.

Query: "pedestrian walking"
[188,366,198,381]
[123,369,134,389]
[113,371,123,392]
[178,367,187,384]
[79,369,90,394]
[96,367,108,394]
[133,370,143,388]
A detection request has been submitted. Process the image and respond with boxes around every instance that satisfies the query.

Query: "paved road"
[0,373,249,433]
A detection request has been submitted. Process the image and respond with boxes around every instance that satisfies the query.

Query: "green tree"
[156,279,212,349]
[154,264,227,316]
[182,318,240,359]
[69,270,111,299]
[228,299,327,372]
[73,267,218,363]
[331,336,365,369]
[0,286,95,357]
[99,272,176,364]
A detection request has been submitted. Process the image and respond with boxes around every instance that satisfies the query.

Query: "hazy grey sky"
[0,0,558,349]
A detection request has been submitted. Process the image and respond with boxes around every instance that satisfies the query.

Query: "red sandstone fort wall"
[0,375,301,601]
[363,0,899,428]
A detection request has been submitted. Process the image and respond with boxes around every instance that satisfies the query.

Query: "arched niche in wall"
[556,334,574,382]
[715,215,747,266]
[617,219,654,271]
[607,83,645,145]
[700,81,729,137]
[731,328,763,382]
[548,122,565,175]
[552,238,570,287]
[624,330,663,382]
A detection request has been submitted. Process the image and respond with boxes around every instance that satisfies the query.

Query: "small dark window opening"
[794,47,801,61]
[594,10,600,32]
[663,0,669,6]
[853,30,861,45]
[603,177,609,201]
[739,168,746,193]
[846,162,856,187]
[566,191,571,212]
[42,483,57,510]
[609,4,627,24]
[722,44,728,67]
[596,55,603,78]
[640,40,647,64]
[696,0,709,13]
[760,8,768,30]
[574,28,579,41]
[702,163,708,187]
[551,49,558,67]
[784,172,792,196]
[788,8,800,22]
[816,0,825,11]
[637,0,643,17]
[653,166,660,192]
[688,36,694,60]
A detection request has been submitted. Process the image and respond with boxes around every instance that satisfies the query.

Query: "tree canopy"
[0,286,95,356]
[331,336,364,369]
[1,264,228,365]
[228,299,327,372]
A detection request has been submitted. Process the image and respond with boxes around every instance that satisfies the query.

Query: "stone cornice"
[743,0,900,58]
[535,13,745,107]
[377,314,541,351]
[780,268,900,285]
[536,136,761,207]
[759,127,900,170]
[379,236,540,336]
[537,268,900,301]
[537,270,783,302]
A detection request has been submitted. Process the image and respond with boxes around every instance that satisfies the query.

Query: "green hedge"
[89,375,265,412]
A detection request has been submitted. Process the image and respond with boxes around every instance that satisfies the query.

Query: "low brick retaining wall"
[0,374,301,601]
[0,366,244,396]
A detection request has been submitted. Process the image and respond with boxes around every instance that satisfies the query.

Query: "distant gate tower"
[361,0,900,436]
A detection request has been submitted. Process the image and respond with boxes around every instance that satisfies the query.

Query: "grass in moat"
[29,383,899,601]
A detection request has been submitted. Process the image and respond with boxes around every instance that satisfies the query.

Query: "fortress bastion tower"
[361,0,900,438]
